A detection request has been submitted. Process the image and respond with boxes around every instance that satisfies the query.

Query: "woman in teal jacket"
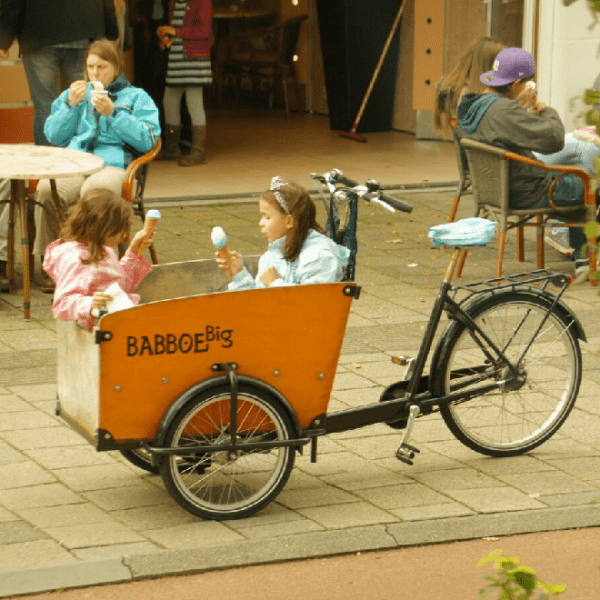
[34,38,161,292]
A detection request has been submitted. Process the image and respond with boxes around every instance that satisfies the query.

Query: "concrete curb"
[2,506,599,597]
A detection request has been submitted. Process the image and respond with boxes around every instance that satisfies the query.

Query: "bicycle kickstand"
[395,405,421,466]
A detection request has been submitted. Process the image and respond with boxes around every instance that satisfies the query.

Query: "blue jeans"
[22,46,87,146]
[534,133,600,176]
[550,173,588,256]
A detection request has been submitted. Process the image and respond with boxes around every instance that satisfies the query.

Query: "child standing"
[157,0,213,166]
[43,189,154,331]
[216,177,350,289]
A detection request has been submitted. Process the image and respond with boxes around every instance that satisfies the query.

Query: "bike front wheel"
[161,384,296,520]
[434,291,581,457]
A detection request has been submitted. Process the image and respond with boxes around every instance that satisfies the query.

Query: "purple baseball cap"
[480,47,536,87]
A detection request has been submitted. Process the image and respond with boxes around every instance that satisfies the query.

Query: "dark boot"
[157,125,181,160]
[178,125,206,166]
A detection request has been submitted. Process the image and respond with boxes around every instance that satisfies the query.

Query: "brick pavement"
[1,189,600,596]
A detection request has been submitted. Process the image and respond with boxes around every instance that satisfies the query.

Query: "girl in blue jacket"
[33,38,161,292]
[216,177,350,289]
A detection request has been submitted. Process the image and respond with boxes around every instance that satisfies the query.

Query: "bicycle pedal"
[395,443,420,465]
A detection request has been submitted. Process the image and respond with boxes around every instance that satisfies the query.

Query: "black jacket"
[0,0,119,54]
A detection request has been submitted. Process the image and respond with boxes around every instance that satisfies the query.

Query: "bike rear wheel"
[161,384,296,520]
[434,292,581,456]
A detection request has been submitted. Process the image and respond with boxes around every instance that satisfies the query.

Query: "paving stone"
[143,521,244,549]
[0,410,59,431]
[298,502,398,528]
[7,383,57,402]
[412,468,502,491]
[0,395,32,412]
[320,466,413,491]
[0,483,84,510]
[354,483,451,510]
[390,502,474,521]
[546,456,600,480]
[72,542,162,561]
[18,502,115,529]
[331,372,377,391]
[0,441,26,465]
[52,463,144,492]
[24,445,116,469]
[0,426,85,450]
[335,435,404,461]
[464,455,557,475]
[84,483,172,511]
[0,506,18,523]
[0,520,47,544]
[294,451,370,477]
[276,486,361,510]
[444,487,546,513]
[112,504,198,531]
[230,518,323,539]
[0,460,55,490]
[0,540,76,572]
[538,491,600,507]
[496,471,597,495]
[45,522,146,549]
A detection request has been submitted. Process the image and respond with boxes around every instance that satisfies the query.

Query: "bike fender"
[152,374,303,450]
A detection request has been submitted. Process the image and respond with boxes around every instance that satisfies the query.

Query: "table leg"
[15,181,31,320]
[7,181,17,294]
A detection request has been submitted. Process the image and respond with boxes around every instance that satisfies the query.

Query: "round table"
[0,145,104,319]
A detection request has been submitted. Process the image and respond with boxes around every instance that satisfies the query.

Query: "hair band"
[270,176,290,213]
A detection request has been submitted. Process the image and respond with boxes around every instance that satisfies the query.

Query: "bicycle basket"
[428,217,496,247]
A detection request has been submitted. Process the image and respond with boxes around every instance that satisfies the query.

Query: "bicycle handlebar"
[310,169,413,214]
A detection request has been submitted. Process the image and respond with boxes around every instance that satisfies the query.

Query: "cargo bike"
[56,170,585,520]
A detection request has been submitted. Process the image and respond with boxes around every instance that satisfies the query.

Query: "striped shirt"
[166,0,213,87]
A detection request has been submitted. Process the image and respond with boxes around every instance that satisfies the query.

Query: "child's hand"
[216,250,242,281]
[90,292,112,313]
[260,266,281,287]
[129,229,153,257]
[68,80,88,107]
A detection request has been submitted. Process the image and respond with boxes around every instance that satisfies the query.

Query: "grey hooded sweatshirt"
[456,93,565,209]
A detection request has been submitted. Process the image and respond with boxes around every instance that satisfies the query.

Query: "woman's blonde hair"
[60,189,133,264]
[261,181,322,263]
[434,36,505,136]
[84,38,123,82]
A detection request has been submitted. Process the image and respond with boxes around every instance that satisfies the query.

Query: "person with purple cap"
[456,47,592,280]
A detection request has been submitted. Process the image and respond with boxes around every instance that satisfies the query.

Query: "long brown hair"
[84,38,123,82]
[261,181,322,263]
[60,189,133,264]
[434,36,505,136]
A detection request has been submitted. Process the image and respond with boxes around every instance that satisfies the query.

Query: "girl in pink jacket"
[43,189,153,331]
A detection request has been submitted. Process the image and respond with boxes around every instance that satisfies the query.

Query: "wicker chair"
[457,137,597,284]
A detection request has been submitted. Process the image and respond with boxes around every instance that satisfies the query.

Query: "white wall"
[537,0,600,132]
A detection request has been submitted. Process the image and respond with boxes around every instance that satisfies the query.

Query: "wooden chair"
[217,15,308,119]
[458,138,597,284]
[120,139,162,264]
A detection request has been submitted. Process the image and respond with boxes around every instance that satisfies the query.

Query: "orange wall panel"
[0,108,35,143]
[412,0,444,111]
[0,65,31,103]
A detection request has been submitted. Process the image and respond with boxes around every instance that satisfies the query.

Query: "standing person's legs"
[22,47,61,146]
[59,47,87,90]
[159,86,185,160]
[178,87,206,166]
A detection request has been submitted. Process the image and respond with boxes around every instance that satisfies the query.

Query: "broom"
[339,0,406,143]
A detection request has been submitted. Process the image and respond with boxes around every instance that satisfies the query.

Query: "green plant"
[478,550,566,599]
